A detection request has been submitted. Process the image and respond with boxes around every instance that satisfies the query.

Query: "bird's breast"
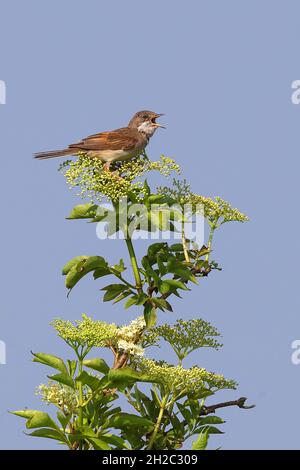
[87,149,139,163]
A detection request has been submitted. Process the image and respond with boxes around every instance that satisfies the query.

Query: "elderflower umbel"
[51,315,149,358]
[59,153,181,203]
[36,382,77,414]
[134,358,236,398]
[158,179,249,226]
[51,314,117,348]
[153,318,223,361]
[117,340,144,357]
[117,316,146,341]
[115,316,146,357]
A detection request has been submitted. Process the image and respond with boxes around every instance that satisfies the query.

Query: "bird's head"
[128,110,165,137]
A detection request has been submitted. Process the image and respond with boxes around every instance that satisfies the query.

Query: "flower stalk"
[147,395,168,450]
[125,236,143,293]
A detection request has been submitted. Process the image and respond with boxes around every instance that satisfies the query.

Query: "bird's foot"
[103,162,124,180]
[111,170,124,181]
[103,162,111,172]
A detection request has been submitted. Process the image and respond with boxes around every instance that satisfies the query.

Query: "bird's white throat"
[137,121,157,137]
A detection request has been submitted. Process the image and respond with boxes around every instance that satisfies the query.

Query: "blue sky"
[1,0,300,449]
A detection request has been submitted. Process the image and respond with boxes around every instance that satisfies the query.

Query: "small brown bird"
[34,110,165,171]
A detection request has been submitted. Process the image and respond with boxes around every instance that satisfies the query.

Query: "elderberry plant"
[12,153,252,450]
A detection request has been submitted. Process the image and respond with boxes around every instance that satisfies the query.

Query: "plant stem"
[147,395,168,450]
[206,225,216,261]
[125,236,142,293]
[181,225,190,263]
[114,273,135,289]
[77,359,84,428]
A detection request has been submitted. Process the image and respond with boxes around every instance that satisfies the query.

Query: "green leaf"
[195,425,223,434]
[11,410,36,419]
[144,304,157,327]
[192,431,209,450]
[151,298,173,312]
[76,371,104,392]
[102,284,128,302]
[67,360,77,377]
[57,411,71,431]
[26,428,67,442]
[177,403,192,423]
[198,416,224,425]
[147,242,168,260]
[161,279,189,291]
[32,352,68,375]
[106,412,154,431]
[148,390,160,407]
[11,410,59,430]
[26,412,59,430]
[47,372,74,388]
[159,282,171,294]
[157,255,168,276]
[83,358,110,374]
[198,245,210,257]
[169,243,184,252]
[124,295,138,309]
[65,256,108,290]
[122,430,144,448]
[62,256,88,275]
[148,268,160,286]
[135,293,148,305]
[141,256,151,271]
[113,291,131,304]
[101,283,128,292]
[67,203,98,220]
[71,426,111,450]
[169,413,185,439]
[93,267,111,279]
[167,258,197,283]
[143,179,151,197]
[108,367,157,386]
[111,259,126,273]
[134,389,157,420]
[99,433,128,449]
[148,194,172,204]
[86,437,111,450]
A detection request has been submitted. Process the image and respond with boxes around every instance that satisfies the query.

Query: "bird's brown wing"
[69,127,142,152]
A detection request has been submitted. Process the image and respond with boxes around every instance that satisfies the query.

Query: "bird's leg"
[103,161,111,172]
[103,161,123,180]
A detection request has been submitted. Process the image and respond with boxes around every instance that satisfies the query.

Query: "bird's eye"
[142,114,149,119]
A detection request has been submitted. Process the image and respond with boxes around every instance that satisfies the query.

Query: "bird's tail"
[34,148,75,160]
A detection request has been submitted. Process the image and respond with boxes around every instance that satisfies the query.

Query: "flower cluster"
[36,382,77,414]
[59,153,180,203]
[51,314,118,349]
[134,358,236,397]
[51,314,149,358]
[198,196,249,225]
[152,318,223,361]
[115,316,146,357]
[158,179,249,226]
[117,340,144,357]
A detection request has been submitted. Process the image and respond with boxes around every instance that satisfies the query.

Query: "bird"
[34,110,165,171]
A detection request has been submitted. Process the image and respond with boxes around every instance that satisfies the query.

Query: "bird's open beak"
[153,113,166,128]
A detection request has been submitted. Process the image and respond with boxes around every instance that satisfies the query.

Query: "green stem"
[181,225,190,263]
[206,225,216,261]
[147,395,168,450]
[77,359,84,428]
[125,236,142,293]
[115,273,135,289]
